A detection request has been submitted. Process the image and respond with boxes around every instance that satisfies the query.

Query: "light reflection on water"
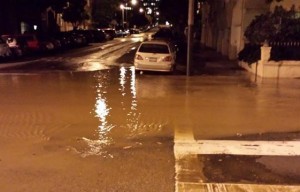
[127,66,140,133]
[81,67,140,157]
[119,66,126,95]
[80,71,112,157]
[6,68,300,159]
[130,66,137,110]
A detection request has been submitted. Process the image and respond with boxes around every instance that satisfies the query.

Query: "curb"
[177,182,300,192]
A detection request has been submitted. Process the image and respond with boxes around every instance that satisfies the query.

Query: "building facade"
[56,0,94,31]
[0,0,94,35]
[200,0,300,60]
[200,0,269,60]
[140,0,160,24]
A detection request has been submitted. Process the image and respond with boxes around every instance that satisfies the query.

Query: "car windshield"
[139,44,169,54]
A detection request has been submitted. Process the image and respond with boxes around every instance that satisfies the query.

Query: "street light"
[146,8,152,15]
[120,0,137,29]
[131,0,137,6]
[139,8,144,13]
[120,4,125,28]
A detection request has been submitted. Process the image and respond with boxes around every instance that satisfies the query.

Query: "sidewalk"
[177,45,243,76]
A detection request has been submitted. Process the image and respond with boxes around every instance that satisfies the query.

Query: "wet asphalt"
[1,37,300,191]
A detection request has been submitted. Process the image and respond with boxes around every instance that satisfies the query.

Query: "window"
[139,44,170,54]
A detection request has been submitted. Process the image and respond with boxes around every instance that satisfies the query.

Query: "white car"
[0,38,12,58]
[134,40,177,72]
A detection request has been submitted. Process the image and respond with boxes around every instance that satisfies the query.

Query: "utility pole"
[187,0,194,76]
[120,4,125,28]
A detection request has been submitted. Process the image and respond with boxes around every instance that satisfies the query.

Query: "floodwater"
[0,67,175,192]
[1,65,300,191]
[186,76,300,140]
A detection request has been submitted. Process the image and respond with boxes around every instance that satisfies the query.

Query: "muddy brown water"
[0,68,177,192]
[1,66,300,191]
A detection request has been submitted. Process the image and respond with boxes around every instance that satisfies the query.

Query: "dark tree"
[159,0,188,29]
[245,6,298,44]
[92,0,119,28]
[62,0,89,29]
[15,0,51,22]
[128,12,150,28]
[159,0,202,38]
[239,4,300,64]
[50,0,68,13]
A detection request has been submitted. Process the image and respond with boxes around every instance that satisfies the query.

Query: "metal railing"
[269,41,300,61]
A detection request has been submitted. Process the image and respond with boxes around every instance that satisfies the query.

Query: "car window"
[139,44,170,54]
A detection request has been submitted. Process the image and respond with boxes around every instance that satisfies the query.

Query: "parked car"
[68,31,88,47]
[101,28,116,40]
[20,34,40,52]
[115,27,130,37]
[1,35,29,57]
[0,37,12,58]
[53,32,72,49]
[37,34,62,53]
[89,29,108,42]
[73,30,94,43]
[153,27,185,53]
[130,28,140,34]
[134,40,177,72]
[152,27,175,41]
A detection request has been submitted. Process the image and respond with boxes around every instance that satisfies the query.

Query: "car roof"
[141,40,171,45]
[102,28,115,30]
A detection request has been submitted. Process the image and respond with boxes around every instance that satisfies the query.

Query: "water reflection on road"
[79,66,177,157]
[0,67,177,191]
[80,66,140,157]
[1,68,300,156]
[2,66,300,191]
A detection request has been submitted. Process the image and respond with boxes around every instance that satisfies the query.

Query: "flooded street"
[0,68,177,192]
[1,43,300,191]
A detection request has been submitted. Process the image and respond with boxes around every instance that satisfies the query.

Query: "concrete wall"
[240,60,300,79]
[201,0,269,60]
[201,0,233,52]
[212,0,300,79]
[239,46,300,78]
[229,0,244,60]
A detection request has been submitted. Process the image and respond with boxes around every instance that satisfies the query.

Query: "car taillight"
[136,54,143,60]
[162,56,172,62]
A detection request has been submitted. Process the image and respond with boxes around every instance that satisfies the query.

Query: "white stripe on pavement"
[174,126,300,191]
[177,182,300,192]
[175,140,300,156]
